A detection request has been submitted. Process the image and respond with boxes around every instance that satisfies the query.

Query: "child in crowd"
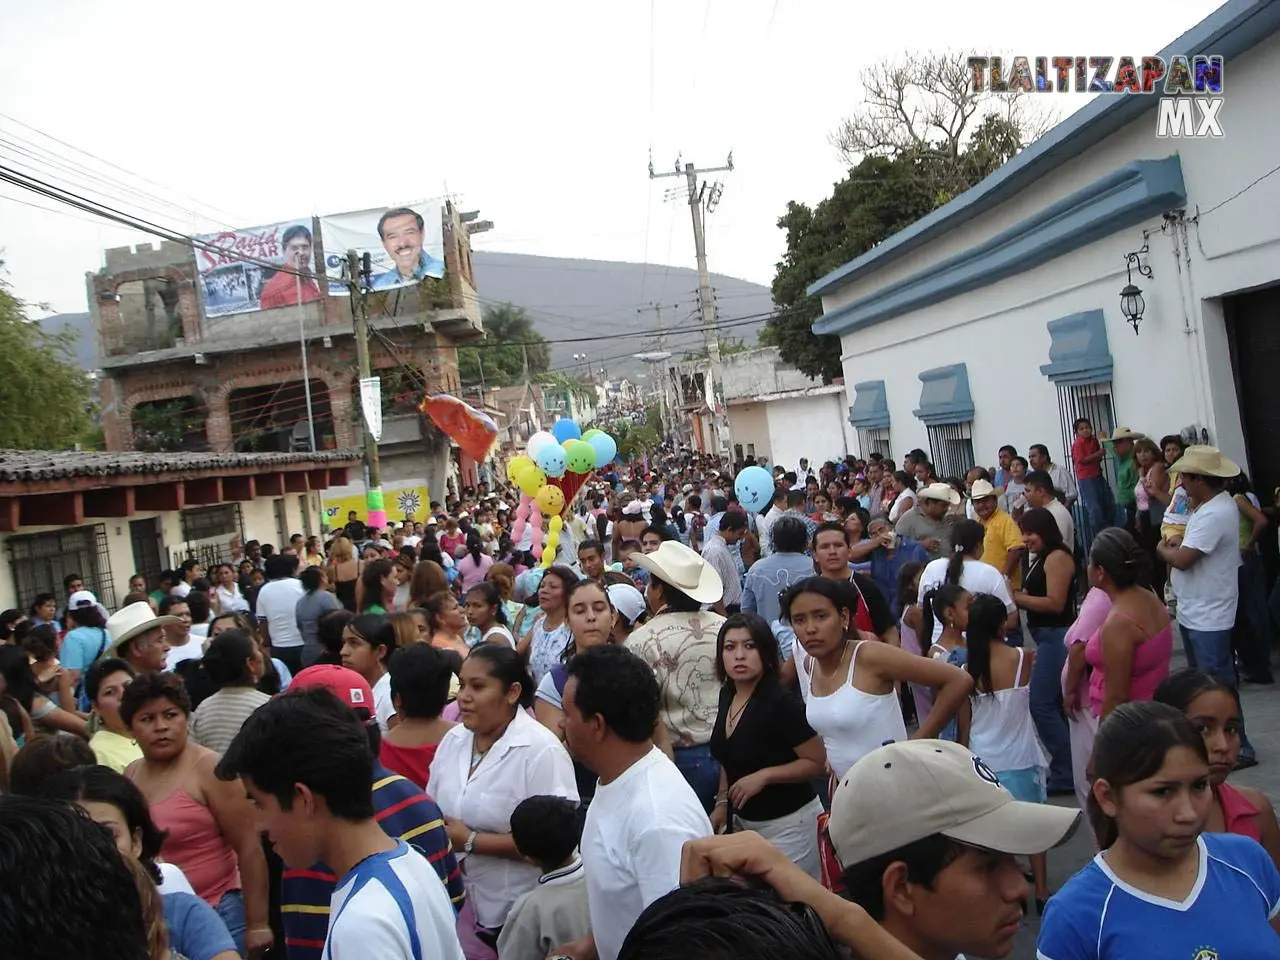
[496,796,590,960]
[965,592,1052,911]
[852,475,872,512]
[1155,668,1280,868]
[618,539,648,589]
[918,584,970,744]
[1039,700,1280,959]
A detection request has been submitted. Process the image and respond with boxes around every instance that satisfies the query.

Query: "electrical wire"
[1196,160,1280,218]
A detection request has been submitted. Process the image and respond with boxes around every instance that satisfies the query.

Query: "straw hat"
[1169,445,1240,478]
[1109,426,1145,441]
[918,482,962,506]
[106,601,182,655]
[969,479,998,500]
[631,540,723,604]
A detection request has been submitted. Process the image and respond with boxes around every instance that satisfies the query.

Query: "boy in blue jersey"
[828,740,1080,960]
[270,664,465,960]
[217,670,464,960]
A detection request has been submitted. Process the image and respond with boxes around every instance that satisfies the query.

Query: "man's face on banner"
[283,234,312,271]
[380,213,423,276]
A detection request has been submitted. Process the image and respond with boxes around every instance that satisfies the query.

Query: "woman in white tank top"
[964,592,1052,911]
[782,577,973,782]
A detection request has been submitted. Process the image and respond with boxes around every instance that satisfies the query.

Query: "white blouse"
[427,708,578,929]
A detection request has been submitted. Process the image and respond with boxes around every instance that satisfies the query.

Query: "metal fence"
[172,504,244,570]
[1054,380,1118,550]
[856,426,892,460]
[925,421,975,481]
[8,523,117,610]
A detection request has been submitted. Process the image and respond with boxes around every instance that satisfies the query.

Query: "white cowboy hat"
[1169,445,1240,479]
[631,540,724,605]
[1109,426,1145,441]
[918,482,962,506]
[969,479,998,500]
[106,601,182,655]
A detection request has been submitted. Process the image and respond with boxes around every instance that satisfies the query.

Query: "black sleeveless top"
[1024,546,1077,630]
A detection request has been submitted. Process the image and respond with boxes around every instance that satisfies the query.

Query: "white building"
[722,347,857,467]
[811,0,1280,487]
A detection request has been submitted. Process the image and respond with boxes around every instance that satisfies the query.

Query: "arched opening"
[229,379,334,452]
[132,396,209,452]
[116,277,183,352]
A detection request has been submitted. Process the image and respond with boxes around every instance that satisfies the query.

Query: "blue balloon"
[535,442,568,478]
[734,465,774,514]
[551,418,581,443]
[588,432,617,469]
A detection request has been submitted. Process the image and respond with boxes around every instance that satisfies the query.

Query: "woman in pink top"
[455,531,494,592]
[1062,585,1112,817]
[1082,527,1172,719]
[123,671,271,957]
[1155,667,1280,869]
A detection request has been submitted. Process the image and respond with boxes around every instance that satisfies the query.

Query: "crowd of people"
[2,427,1280,960]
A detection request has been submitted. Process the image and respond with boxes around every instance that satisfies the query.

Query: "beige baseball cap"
[829,740,1081,868]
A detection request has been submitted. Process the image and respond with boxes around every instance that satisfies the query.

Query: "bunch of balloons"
[505,417,618,568]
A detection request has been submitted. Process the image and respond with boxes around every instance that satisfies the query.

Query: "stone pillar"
[177,277,202,343]
[204,386,233,452]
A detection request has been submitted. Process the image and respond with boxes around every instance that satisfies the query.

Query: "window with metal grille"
[857,427,892,460]
[925,422,975,480]
[1055,381,1118,548]
[174,504,244,569]
[8,524,116,610]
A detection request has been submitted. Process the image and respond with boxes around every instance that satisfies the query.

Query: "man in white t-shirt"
[555,645,711,960]
[254,555,306,675]
[216,678,463,960]
[1158,445,1255,762]
[1024,470,1075,553]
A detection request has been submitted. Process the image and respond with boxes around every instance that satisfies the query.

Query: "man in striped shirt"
[277,665,465,959]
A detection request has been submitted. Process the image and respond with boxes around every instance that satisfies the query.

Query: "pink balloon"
[531,540,544,560]
[528,509,543,533]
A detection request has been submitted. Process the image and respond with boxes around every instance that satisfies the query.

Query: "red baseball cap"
[290,665,375,719]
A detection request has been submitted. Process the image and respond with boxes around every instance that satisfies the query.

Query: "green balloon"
[564,438,596,474]
[581,428,604,441]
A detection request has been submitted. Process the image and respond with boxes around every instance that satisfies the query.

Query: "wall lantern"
[1120,236,1152,335]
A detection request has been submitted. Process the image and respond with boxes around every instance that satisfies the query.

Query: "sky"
[0,0,1226,316]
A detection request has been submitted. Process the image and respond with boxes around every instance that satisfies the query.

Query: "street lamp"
[1120,237,1152,335]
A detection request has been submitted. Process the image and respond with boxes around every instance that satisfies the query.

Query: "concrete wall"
[727,402,771,461]
[823,33,1280,472]
[720,347,820,401]
[764,393,855,474]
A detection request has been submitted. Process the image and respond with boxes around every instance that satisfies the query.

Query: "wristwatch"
[463,830,478,856]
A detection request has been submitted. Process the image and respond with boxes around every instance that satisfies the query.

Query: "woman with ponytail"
[918,583,971,743]
[966,592,1053,911]
[917,519,1016,644]
[456,530,494,592]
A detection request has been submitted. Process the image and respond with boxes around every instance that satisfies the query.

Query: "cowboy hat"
[918,482,962,506]
[1109,426,1145,441]
[106,602,182,655]
[1169,445,1240,479]
[631,540,723,605]
[969,479,998,500]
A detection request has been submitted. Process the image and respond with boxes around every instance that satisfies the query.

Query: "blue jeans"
[1182,625,1255,759]
[1237,552,1275,681]
[674,744,721,814]
[1029,626,1073,791]
[215,888,246,957]
[1077,475,1111,548]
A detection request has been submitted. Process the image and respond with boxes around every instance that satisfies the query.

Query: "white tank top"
[968,648,1048,773]
[797,640,908,781]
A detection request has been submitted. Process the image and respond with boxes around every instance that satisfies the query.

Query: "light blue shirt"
[370,251,446,289]
[741,552,815,625]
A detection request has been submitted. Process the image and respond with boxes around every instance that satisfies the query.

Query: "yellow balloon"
[517,466,547,497]
[548,515,564,534]
[506,455,534,483]
[535,484,565,516]
[541,531,560,567]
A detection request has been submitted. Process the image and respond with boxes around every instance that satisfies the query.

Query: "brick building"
[88,202,485,506]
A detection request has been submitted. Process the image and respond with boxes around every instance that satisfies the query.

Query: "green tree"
[766,53,1046,382]
[0,275,93,448]
[612,417,659,461]
[457,303,551,388]
[763,154,937,381]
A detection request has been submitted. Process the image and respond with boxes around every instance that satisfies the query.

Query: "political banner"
[322,483,429,527]
[194,220,322,318]
[320,202,446,296]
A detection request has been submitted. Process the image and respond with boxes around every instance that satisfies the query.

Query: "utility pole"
[347,250,385,532]
[651,155,733,454]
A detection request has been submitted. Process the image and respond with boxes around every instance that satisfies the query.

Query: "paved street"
[1007,643,1280,960]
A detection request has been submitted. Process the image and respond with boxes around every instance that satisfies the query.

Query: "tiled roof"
[0,449,362,483]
